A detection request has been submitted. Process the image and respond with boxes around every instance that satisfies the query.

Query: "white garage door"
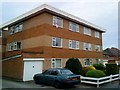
[23,58,44,81]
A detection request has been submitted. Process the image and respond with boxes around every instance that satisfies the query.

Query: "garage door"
[23,58,44,81]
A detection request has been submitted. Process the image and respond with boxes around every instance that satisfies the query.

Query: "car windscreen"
[60,70,73,75]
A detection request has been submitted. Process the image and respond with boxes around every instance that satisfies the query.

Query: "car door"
[45,70,59,85]
[41,70,52,83]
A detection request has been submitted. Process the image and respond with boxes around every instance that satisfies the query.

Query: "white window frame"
[95,45,100,52]
[9,24,23,34]
[13,41,22,50]
[84,43,92,51]
[84,27,91,36]
[84,58,92,67]
[53,16,63,28]
[69,40,79,49]
[69,22,79,32]
[51,58,62,68]
[8,43,13,51]
[52,37,62,48]
[95,31,100,38]
[9,26,15,34]
[96,59,101,64]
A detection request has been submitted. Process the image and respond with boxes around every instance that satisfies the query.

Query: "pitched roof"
[103,47,120,57]
[0,4,106,32]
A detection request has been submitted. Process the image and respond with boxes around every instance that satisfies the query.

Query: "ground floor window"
[96,59,100,64]
[84,59,92,66]
[51,58,62,68]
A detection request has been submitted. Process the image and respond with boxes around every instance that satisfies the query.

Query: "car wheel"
[54,81,61,88]
[34,77,39,84]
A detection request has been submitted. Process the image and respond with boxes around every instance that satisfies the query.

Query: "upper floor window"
[52,37,62,47]
[8,41,21,51]
[84,59,92,67]
[0,30,2,37]
[53,16,63,28]
[69,22,79,32]
[51,58,62,68]
[13,41,21,50]
[84,43,92,51]
[8,43,13,51]
[69,40,79,49]
[95,45,100,52]
[84,27,91,36]
[95,31,100,38]
[9,24,23,34]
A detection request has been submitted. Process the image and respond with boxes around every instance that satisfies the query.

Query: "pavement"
[1,77,120,89]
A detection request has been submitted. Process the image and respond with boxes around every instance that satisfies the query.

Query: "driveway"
[2,77,120,89]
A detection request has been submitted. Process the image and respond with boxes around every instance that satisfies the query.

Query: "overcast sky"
[0,0,119,50]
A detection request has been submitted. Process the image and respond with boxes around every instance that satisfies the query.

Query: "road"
[1,77,120,89]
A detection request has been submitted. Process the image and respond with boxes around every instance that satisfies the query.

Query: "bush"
[93,63,105,70]
[87,66,96,71]
[86,70,106,78]
[65,58,85,75]
[105,63,119,76]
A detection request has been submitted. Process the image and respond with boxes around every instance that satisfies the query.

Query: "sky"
[0,0,119,50]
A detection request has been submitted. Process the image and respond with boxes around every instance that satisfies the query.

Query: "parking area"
[2,77,120,89]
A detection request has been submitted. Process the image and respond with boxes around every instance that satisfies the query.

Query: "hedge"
[93,63,105,70]
[105,63,119,75]
[86,70,106,78]
[65,58,85,75]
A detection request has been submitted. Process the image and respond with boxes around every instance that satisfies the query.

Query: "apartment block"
[1,4,106,81]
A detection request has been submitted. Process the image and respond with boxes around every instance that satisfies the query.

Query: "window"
[84,43,91,50]
[9,24,23,34]
[0,30,2,37]
[13,41,21,50]
[51,58,62,68]
[10,26,15,34]
[69,40,79,49]
[69,22,79,32]
[8,43,13,51]
[84,27,91,35]
[52,37,62,47]
[84,59,92,66]
[53,16,63,28]
[95,45,100,52]
[96,59,100,64]
[95,31,100,38]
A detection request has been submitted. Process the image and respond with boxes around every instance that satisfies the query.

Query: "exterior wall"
[2,57,24,79]
[2,11,104,79]
[42,58,103,72]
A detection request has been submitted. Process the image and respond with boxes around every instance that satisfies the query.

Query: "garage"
[23,58,44,81]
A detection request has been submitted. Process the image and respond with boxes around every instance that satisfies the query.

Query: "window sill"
[52,46,62,48]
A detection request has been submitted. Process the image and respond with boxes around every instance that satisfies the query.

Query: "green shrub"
[87,66,96,71]
[93,63,105,70]
[86,70,106,78]
[65,58,85,75]
[105,63,119,76]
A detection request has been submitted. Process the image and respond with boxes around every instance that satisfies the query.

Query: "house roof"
[0,4,106,32]
[103,47,120,57]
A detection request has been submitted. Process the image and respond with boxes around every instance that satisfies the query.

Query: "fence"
[80,74,119,87]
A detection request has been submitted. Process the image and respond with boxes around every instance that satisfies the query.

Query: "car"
[33,68,81,88]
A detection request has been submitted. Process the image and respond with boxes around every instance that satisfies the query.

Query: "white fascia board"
[23,58,45,61]
[0,4,106,32]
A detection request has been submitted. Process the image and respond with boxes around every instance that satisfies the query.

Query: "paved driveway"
[2,77,120,89]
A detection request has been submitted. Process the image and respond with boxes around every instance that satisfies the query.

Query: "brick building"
[0,4,106,81]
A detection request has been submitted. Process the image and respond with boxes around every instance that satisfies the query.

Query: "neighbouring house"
[0,4,106,81]
[103,47,120,65]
